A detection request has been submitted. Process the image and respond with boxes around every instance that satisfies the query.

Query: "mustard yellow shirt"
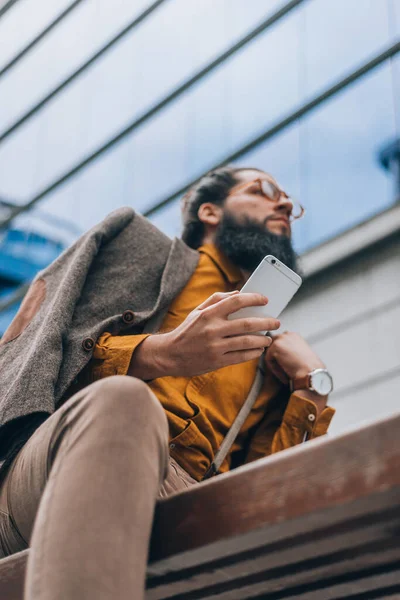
[92,244,335,481]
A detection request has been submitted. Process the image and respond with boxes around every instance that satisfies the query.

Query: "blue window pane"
[297,62,397,251]
[302,0,392,99]
[0,0,151,130]
[1,1,398,258]
[2,1,395,207]
[197,9,302,161]
[393,55,400,149]
[35,90,192,232]
[0,0,73,71]
[149,200,182,240]
[390,0,400,37]
[0,0,282,186]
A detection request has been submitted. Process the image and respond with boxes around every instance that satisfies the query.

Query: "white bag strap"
[202,352,265,480]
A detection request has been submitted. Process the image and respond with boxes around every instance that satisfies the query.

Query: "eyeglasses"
[232,177,305,221]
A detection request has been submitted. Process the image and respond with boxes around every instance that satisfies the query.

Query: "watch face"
[311,370,333,395]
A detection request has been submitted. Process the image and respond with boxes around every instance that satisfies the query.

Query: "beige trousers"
[0,376,197,599]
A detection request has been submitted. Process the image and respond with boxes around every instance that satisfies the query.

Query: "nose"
[276,194,293,217]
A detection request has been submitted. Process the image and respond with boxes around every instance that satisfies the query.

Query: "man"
[0,166,334,599]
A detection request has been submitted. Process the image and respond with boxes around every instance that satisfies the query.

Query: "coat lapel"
[138,237,199,324]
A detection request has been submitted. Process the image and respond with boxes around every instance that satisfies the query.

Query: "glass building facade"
[0,0,399,276]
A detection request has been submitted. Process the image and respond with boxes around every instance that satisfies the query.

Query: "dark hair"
[181,166,260,249]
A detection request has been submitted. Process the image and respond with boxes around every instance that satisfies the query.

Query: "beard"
[214,210,298,273]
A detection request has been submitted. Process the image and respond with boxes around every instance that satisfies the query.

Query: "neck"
[200,236,249,285]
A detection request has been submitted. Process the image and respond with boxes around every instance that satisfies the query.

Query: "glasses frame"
[231,177,305,221]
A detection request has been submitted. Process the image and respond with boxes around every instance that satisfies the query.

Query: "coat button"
[82,337,95,352]
[122,310,135,324]
[308,413,316,422]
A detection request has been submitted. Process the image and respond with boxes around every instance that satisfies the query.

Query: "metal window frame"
[0,0,304,144]
[0,0,84,79]
[0,0,19,20]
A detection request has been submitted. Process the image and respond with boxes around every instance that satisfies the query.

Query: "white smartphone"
[228,255,302,332]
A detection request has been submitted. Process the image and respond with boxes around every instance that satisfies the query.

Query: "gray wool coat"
[0,207,199,461]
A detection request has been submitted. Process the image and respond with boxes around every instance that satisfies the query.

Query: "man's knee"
[64,376,169,442]
[92,375,166,421]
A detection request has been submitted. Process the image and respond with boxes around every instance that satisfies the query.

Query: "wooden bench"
[1,412,399,599]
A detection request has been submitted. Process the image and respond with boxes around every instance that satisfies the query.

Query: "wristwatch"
[290,368,334,396]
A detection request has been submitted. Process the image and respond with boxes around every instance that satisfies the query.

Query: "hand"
[265,331,326,386]
[132,291,281,379]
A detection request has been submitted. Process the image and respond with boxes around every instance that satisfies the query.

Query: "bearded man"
[0,166,335,599]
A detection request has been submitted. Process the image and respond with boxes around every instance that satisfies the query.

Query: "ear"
[197,203,223,227]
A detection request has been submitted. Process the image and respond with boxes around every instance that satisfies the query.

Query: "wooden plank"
[147,412,400,598]
[146,508,400,599]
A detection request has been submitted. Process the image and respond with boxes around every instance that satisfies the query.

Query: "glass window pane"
[149,199,182,240]
[297,62,397,251]
[0,0,73,70]
[1,1,398,253]
[0,7,302,201]
[390,0,400,37]
[303,0,392,98]
[33,93,190,233]
[393,55,400,154]
[0,0,284,134]
[0,0,151,129]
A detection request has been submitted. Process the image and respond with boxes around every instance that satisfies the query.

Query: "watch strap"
[290,373,311,393]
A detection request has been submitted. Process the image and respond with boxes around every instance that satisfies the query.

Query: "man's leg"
[0,376,170,600]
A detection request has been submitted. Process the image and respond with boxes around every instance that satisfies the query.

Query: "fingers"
[222,334,272,354]
[222,348,266,366]
[222,316,281,336]
[196,290,239,311]
[211,292,269,317]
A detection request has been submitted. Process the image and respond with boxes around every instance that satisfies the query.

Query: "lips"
[269,217,290,227]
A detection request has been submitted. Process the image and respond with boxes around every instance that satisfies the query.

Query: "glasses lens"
[261,179,280,201]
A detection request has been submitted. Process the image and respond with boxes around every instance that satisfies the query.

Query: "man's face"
[225,169,294,237]
[214,169,298,273]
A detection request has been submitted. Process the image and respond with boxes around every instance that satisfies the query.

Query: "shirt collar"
[198,243,243,285]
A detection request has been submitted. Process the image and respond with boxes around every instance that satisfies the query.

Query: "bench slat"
[147,413,400,598]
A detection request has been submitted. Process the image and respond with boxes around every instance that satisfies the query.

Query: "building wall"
[281,210,400,435]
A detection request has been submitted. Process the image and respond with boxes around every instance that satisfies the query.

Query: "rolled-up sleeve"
[245,392,335,464]
[92,332,151,380]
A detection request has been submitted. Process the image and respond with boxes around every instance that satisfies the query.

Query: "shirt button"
[82,337,95,352]
[169,443,175,449]
[122,310,135,324]
[308,413,316,422]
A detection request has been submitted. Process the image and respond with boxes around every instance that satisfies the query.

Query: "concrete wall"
[281,225,400,437]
